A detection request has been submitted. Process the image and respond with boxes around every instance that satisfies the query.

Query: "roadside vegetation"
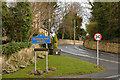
[2,1,110,78]
[3,55,105,78]
[2,42,31,58]
[2,2,32,42]
[58,13,87,40]
[86,2,120,42]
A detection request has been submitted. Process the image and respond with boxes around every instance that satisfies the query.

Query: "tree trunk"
[17,33,19,42]
[62,26,65,39]
[20,31,22,42]
[62,33,64,39]
[28,22,37,41]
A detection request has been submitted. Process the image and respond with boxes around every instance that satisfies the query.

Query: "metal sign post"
[94,33,102,68]
[46,44,48,72]
[97,41,99,66]
[35,44,37,72]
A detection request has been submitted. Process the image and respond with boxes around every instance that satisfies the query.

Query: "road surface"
[56,45,119,79]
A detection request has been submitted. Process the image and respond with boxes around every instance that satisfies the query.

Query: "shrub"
[53,43,58,49]
[53,34,58,49]
[2,42,31,58]
[86,22,98,38]
[53,34,58,43]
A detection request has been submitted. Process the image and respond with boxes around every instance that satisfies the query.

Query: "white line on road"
[106,75,120,78]
[74,46,85,51]
[61,49,119,64]
[75,47,88,54]
[74,46,119,64]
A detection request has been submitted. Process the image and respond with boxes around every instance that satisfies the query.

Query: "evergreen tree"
[2,2,32,42]
[91,2,119,40]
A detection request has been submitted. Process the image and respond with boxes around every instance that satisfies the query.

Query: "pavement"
[50,45,119,79]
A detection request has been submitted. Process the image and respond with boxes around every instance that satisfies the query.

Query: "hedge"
[53,43,58,49]
[2,42,31,58]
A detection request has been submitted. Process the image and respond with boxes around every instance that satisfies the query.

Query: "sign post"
[35,44,37,72]
[46,44,48,72]
[31,34,51,73]
[94,33,102,67]
[97,41,99,66]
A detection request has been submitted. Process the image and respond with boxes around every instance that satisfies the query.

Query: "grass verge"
[3,55,105,78]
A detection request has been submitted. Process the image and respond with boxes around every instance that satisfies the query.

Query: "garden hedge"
[2,42,31,58]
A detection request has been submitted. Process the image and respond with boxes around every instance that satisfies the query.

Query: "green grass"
[3,55,105,78]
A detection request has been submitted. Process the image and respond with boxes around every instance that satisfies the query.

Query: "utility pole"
[48,2,51,36]
[74,19,76,45]
[38,11,41,32]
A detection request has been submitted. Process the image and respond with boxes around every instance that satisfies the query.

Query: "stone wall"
[2,45,47,74]
[58,39,83,45]
[84,40,120,53]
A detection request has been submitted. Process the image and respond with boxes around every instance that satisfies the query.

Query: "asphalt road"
[56,45,119,79]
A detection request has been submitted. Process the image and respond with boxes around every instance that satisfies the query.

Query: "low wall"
[84,40,120,53]
[2,45,47,74]
[58,39,83,45]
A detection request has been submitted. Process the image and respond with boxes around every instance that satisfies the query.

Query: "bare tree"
[29,2,56,40]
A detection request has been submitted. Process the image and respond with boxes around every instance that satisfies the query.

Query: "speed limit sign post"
[94,33,102,68]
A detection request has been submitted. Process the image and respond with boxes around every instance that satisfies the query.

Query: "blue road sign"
[31,34,51,44]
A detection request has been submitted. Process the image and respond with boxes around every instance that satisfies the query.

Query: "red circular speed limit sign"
[94,33,102,41]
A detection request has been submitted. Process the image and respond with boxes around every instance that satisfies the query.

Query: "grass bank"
[3,55,105,78]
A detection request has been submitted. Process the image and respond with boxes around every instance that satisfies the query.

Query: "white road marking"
[74,47,89,54]
[106,75,120,78]
[74,46,119,64]
[61,49,119,64]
